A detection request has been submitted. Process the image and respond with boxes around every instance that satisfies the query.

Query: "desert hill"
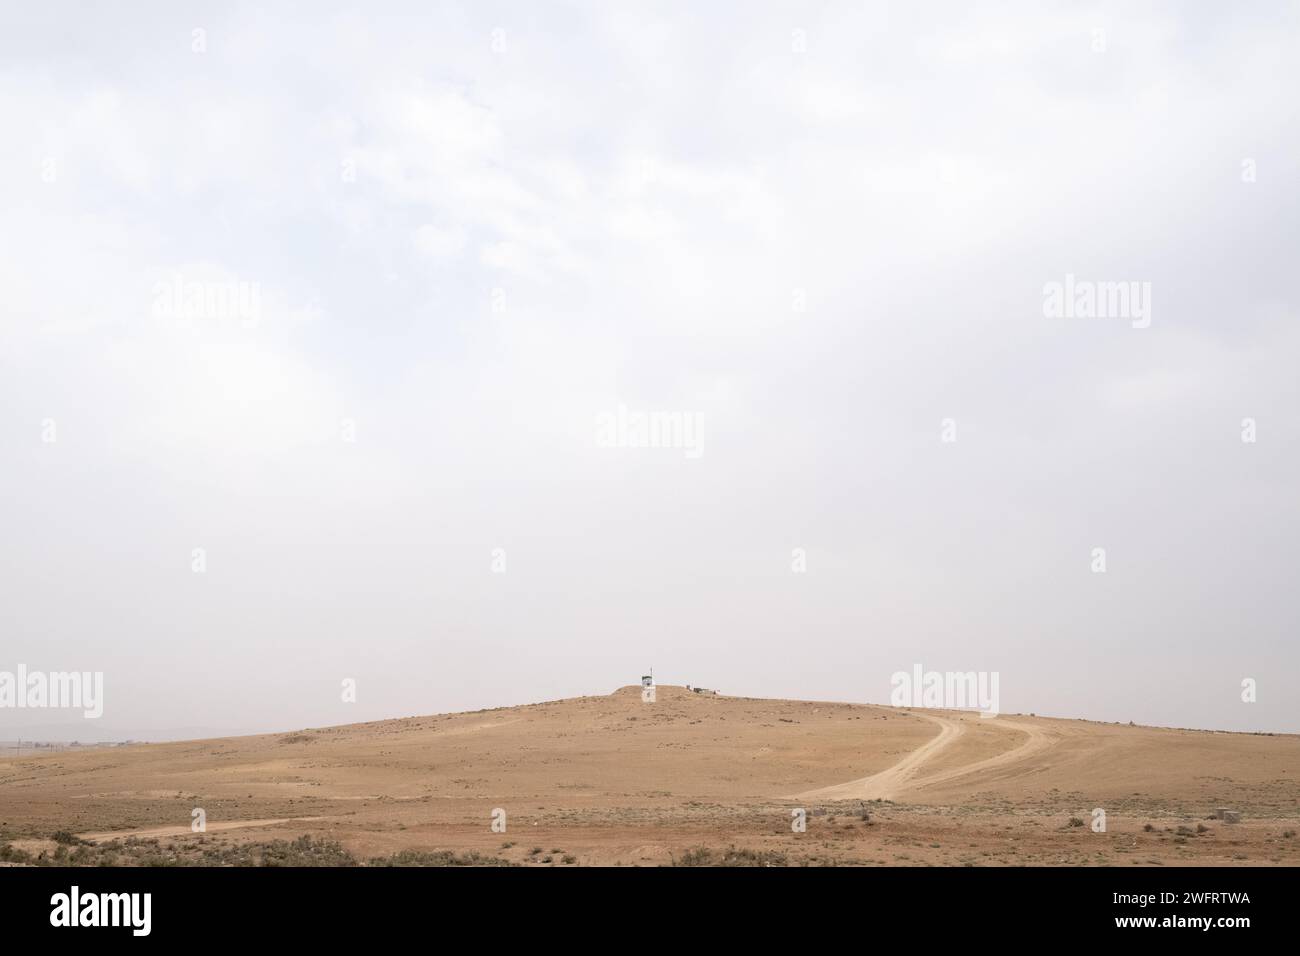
[2,686,1297,866]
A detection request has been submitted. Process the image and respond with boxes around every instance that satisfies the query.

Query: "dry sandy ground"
[2,686,1298,866]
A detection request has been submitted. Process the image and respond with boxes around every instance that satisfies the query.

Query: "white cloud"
[412,224,467,259]
[2,2,1298,735]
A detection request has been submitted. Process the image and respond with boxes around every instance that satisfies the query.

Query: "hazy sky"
[2,2,1297,740]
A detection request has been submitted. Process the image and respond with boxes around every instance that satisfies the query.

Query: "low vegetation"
[674,846,791,867]
[0,834,511,867]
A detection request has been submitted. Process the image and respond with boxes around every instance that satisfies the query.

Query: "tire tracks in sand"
[77,817,326,843]
[795,713,1056,802]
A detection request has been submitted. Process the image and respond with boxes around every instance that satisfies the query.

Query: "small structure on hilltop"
[691,686,717,696]
[640,669,653,688]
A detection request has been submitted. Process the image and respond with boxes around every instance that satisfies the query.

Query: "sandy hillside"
[2,686,1297,866]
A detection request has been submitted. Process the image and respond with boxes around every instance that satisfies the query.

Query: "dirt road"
[796,713,1057,801]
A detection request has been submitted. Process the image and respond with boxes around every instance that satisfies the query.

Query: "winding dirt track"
[796,713,1057,801]
[78,817,326,842]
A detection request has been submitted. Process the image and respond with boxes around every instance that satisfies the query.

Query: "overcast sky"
[2,2,1297,740]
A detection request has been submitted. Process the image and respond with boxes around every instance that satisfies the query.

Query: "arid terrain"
[2,686,1298,866]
